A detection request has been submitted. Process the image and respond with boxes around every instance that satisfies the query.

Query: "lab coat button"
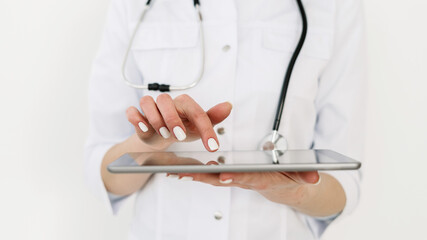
[222,45,231,52]
[217,127,225,135]
[214,211,223,220]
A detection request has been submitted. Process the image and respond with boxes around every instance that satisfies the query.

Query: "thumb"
[206,102,233,125]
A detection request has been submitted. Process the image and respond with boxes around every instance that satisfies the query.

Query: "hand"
[176,166,321,207]
[126,94,232,151]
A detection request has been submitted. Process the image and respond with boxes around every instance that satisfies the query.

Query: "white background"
[1,0,426,239]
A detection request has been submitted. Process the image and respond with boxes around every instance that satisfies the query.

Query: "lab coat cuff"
[107,192,131,215]
[305,213,337,238]
[84,143,117,215]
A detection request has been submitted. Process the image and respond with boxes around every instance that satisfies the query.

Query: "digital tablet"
[107,150,361,174]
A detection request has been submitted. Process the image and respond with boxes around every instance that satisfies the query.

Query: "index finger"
[174,94,219,152]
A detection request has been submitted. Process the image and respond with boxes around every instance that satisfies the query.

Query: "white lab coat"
[85,0,366,239]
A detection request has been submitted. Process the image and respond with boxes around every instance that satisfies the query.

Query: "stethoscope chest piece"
[259,131,287,164]
[259,130,288,151]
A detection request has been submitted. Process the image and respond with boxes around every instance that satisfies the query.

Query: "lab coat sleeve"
[305,0,367,237]
[84,0,141,214]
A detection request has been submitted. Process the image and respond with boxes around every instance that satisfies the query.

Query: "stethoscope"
[122,0,308,162]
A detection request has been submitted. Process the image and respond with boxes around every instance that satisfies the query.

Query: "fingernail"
[159,127,171,139]
[180,176,193,181]
[314,175,322,185]
[173,126,186,141]
[219,179,232,184]
[208,138,219,151]
[138,122,148,132]
[167,174,179,179]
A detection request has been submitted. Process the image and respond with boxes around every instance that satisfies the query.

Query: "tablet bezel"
[107,150,361,174]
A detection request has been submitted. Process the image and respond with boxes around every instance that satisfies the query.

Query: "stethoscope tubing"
[272,0,307,132]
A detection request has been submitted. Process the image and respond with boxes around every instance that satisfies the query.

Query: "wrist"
[281,184,318,210]
[294,184,321,209]
[289,173,345,217]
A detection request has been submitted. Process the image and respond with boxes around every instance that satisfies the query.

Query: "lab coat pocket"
[262,28,333,100]
[129,23,202,93]
[131,23,199,50]
[262,28,333,60]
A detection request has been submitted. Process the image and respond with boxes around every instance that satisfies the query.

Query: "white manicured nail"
[314,175,322,185]
[219,179,233,184]
[180,176,193,181]
[159,127,171,139]
[208,138,219,151]
[173,126,186,141]
[167,174,179,179]
[138,122,148,132]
